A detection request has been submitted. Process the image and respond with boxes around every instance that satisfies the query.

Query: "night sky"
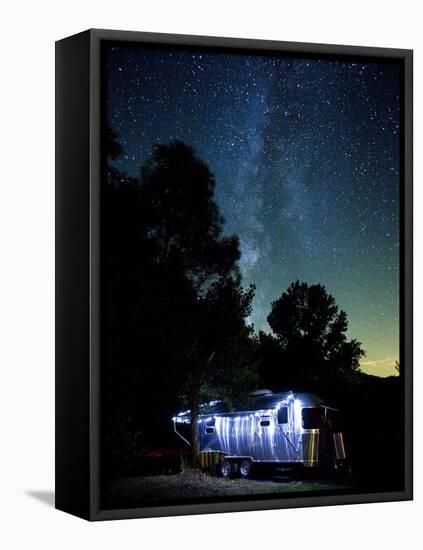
[104,44,401,378]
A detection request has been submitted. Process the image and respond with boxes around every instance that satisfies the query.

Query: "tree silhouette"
[140,141,240,290]
[102,139,258,471]
[179,276,258,465]
[264,281,364,387]
[105,125,124,160]
[137,142,257,465]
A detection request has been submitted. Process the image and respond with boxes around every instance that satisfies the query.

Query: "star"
[104,45,401,377]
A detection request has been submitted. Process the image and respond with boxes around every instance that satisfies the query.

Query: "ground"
[107,468,351,506]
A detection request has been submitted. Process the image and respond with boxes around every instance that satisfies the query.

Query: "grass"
[107,468,351,506]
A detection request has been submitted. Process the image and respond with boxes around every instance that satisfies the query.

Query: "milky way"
[103,44,401,377]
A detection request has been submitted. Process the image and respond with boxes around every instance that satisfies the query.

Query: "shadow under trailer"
[172,391,349,480]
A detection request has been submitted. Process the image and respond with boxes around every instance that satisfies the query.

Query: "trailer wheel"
[221,460,235,478]
[239,460,251,479]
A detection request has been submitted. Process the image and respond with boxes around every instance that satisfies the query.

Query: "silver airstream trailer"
[172,391,347,478]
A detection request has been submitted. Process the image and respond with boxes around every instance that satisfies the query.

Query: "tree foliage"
[105,125,124,160]
[263,281,365,388]
[178,276,258,464]
[102,139,258,470]
[139,141,240,290]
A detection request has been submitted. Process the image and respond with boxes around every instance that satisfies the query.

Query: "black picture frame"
[55,28,413,521]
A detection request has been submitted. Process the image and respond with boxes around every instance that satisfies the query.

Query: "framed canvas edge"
[93,489,411,522]
[88,27,412,58]
[87,28,413,521]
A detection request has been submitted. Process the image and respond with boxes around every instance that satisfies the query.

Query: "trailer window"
[205,427,215,434]
[302,407,324,429]
[277,407,288,424]
[260,419,271,427]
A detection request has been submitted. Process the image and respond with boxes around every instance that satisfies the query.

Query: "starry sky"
[103,44,401,378]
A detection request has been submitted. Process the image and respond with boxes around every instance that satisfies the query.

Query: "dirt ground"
[107,468,351,506]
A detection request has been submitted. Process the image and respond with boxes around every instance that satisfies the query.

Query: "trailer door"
[273,405,299,463]
[252,416,275,461]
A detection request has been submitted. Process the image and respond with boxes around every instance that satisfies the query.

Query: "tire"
[221,460,235,478]
[239,460,252,479]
